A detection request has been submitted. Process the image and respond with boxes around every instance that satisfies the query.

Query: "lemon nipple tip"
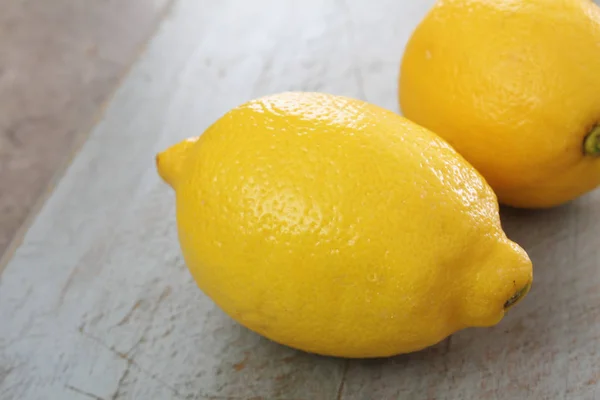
[156,136,199,188]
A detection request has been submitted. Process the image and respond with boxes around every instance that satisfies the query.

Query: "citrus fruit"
[156,92,533,358]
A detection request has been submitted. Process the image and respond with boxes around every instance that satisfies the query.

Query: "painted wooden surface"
[0,0,172,256]
[1,0,600,399]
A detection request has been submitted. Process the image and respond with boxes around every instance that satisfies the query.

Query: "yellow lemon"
[156,92,532,358]
[399,0,600,208]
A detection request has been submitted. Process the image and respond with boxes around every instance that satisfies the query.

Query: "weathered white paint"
[1,0,600,399]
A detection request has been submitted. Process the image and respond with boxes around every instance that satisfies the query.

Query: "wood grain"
[0,0,172,258]
[1,0,599,399]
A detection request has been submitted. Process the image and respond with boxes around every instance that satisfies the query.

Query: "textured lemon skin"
[399,0,600,208]
[157,92,532,358]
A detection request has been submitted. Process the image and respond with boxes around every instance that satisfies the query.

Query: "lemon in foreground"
[156,92,532,358]
[400,0,600,208]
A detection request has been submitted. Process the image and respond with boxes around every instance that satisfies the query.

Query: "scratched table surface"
[2,0,600,399]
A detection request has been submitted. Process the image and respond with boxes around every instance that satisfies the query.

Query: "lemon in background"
[400,0,600,208]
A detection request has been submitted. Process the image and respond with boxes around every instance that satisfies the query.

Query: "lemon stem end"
[503,281,531,311]
[584,125,600,156]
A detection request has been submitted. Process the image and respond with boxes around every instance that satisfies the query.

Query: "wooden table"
[1,1,599,398]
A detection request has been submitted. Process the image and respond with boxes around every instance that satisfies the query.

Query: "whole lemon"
[156,92,532,358]
[399,0,600,208]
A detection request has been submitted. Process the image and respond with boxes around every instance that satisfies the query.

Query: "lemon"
[399,0,600,208]
[156,92,532,358]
